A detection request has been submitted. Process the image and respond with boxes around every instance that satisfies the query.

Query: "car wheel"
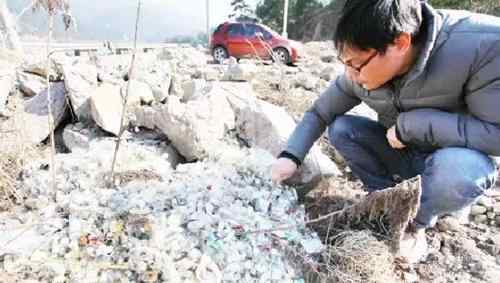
[272,47,290,64]
[213,46,228,64]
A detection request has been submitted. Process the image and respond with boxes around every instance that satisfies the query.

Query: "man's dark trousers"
[328,115,497,227]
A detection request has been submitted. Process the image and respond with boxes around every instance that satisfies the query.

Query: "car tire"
[272,47,290,65]
[213,46,228,64]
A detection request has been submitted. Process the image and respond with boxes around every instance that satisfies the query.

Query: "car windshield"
[213,24,224,34]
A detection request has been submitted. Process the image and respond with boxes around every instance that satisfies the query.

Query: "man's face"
[339,44,409,90]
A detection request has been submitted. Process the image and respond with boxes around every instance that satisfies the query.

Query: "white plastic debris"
[1,138,323,282]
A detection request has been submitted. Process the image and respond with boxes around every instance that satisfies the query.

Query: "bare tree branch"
[110,0,142,186]
[45,13,56,193]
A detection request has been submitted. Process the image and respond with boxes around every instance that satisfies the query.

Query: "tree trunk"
[312,21,322,41]
[0,0,22,53]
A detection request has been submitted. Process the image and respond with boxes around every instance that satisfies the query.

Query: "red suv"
[210,22,303,65]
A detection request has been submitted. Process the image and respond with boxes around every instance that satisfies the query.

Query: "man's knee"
[423,147,496,201]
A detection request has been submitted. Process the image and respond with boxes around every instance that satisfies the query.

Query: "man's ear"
[393,32,412,53]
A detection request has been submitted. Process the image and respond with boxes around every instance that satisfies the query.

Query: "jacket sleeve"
[397,51,500,156]
[285,74,361,162]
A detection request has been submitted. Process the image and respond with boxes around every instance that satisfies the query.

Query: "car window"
[243,24,259,38]
[228,24,243,37]
[257,26,273,40]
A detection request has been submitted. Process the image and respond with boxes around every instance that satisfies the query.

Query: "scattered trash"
[1,139,322,282]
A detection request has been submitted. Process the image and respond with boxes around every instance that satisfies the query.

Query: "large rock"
[220,82,341,186]
[168,74,186,97]
[125,80,155,106]
[198,66,223,81]
[22,56,63,81]
[437,216,462,232]
[62,61,98,121]
[95,54,129,84]
[223,58,257,82]
[471,205,488,216]
[182,79,208,102]
[294,73,319,90]
[133,64,172,103]
[130,105,156,130]
[19,82,68,144]
[155,90,235,161]
[90,83,123,136]
[17,71,47,97]
[62,123,91,151]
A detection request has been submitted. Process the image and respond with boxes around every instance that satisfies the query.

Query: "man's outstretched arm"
[283,74,361,164]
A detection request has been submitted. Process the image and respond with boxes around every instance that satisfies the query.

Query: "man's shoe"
[397,228,428,264]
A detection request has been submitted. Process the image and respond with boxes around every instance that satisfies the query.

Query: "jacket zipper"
[393,91,402,113]
[391,80,403,113]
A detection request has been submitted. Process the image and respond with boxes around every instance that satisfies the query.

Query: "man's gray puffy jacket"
[285,3,500,163]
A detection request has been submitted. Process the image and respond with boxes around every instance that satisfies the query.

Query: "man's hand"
[271,157,298,184]
[387,125,406,149]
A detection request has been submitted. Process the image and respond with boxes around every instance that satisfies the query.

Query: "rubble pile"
[1,140,323,282]
[470,192,500,226]
[0,44,344,282]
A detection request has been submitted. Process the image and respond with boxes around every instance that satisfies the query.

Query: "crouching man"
[272,0,499,263]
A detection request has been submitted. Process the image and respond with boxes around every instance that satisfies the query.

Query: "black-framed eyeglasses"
[337,52,378,73]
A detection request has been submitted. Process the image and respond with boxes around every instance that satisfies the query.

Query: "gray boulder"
[223,58,258,82]
[17,71,46,97]
[133,64,172,103]
[182,79,208,102]
[62,61,98,121]
[130,105,156,130]
[20,82,68,144]
[125,80,155,106]
[90,83,123,136]
[62,123,96,151]
[155,90,235,161]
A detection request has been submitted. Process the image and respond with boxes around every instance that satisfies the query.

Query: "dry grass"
[301,177,422,283]
[0,156,17,207]
[308,230,396,283]
[0,152,25,210]
[0,91,39,210]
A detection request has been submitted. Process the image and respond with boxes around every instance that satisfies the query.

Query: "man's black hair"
[334,0,424,55]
